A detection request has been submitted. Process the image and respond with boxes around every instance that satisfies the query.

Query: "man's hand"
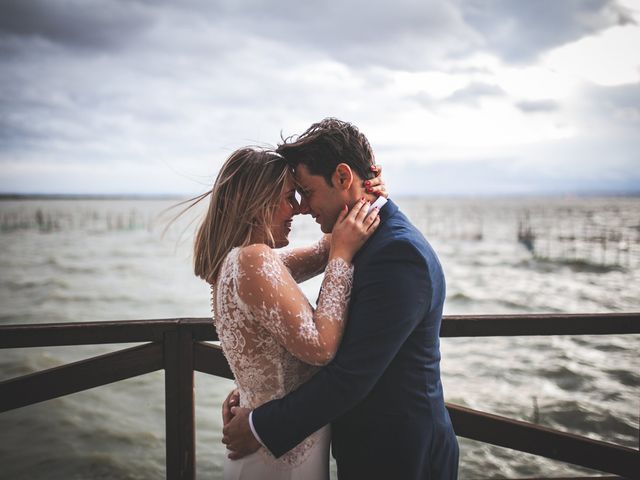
[222,407,261,460]
[222,388,240,427]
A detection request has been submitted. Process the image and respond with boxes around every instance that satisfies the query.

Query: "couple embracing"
[193,118,459,479]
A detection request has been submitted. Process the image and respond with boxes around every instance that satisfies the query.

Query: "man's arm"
[250,240,431,457]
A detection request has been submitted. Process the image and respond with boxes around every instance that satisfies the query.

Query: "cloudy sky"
[1,0,639,196]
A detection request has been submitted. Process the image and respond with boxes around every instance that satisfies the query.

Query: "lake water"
[0,196,638,479]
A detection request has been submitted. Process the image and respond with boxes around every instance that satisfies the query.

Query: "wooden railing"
[1,313,639,479]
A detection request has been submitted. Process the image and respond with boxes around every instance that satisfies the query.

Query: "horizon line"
[1,191,640,201]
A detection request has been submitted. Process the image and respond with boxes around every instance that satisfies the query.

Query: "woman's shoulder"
[234,244,291,299]
[237,243,273,261]
[235,243,281,273]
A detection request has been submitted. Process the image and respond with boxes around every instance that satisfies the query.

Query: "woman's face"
[271,175,300,248]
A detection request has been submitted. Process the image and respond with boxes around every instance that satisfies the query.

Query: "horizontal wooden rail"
[0,342,163,412]
[505,477,621,479]
[446,403,639,478]
[194,342,234,379]
[1,313,638,350]
[440,312,640,337]
[0,314,638,479]
[0,318,217,348]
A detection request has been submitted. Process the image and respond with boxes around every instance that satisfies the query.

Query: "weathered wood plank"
[447,403,639,478]
[0,342,163,412]
[1,314,638,479]
[164,329,195,480]
[178,318,217,342]
[2,314,638,349]
[441,313,640,337]
[193,342,233,380]
[0,319,178,348]
[496,477,622,479]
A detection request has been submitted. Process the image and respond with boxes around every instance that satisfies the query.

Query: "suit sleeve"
[251,240,431,457]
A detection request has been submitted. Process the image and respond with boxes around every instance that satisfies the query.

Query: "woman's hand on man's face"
[364,164,388,198]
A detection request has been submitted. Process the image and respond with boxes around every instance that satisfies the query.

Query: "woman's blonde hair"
[192,147,289,283]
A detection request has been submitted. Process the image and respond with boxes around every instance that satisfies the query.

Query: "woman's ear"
[332,163,353,191]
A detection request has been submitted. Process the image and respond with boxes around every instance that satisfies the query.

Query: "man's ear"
[332,163,353,191]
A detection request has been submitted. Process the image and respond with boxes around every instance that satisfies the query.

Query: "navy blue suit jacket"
[252,200,459,479]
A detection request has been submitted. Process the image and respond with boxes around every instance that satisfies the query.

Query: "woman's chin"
[274,237,289,248]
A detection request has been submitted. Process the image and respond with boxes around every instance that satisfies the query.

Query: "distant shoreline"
[0,193,186,201]
[1,192,639,201]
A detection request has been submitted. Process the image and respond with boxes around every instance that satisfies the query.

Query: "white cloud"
[543,24,640,86]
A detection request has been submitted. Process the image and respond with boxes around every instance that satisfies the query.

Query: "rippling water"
[0,197,638,479]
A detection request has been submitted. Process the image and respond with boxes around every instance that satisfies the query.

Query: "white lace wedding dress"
[211,238,354,480]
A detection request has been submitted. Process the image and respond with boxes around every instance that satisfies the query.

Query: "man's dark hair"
[276,118,376,186]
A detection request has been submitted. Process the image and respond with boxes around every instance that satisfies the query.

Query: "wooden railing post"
[164,326,195,480]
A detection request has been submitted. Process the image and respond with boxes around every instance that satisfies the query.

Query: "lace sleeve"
[278,235,330,283]
[237,244,353,366]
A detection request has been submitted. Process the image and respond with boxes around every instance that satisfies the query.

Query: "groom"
[223,118,459,479]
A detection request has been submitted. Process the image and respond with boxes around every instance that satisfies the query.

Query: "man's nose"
[299,197,311,215]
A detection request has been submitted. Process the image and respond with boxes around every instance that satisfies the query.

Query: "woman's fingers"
[344,197,366,221]
[355,200,372,223]
[367,213,381,232]
[345,198,381,226]
[364,164,387,197]
[329,198,380,262]
[362,206,380,231]
[370,181,387,197]
[335,204,349,224]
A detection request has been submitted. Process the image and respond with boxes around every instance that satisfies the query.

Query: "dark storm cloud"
[516,100,560,113]
[573,82,640,132]
[0,0,153,54]
[204,0,479,70]
[446,82,506,104]
[0,0,629,68]
[205,0,632,68]
[410,82,506,110]
[459,0,633,63]
[410,92,439,110]
[586,81,640,110]
[0,0,638,194]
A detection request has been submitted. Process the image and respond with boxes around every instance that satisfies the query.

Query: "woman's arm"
[237,243,353,366]
[277,235,331,283]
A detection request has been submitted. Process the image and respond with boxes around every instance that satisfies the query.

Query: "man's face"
[294,164,346,233]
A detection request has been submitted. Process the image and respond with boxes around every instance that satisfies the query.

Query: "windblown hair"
[276,118,376,185]
[192,147,289,283]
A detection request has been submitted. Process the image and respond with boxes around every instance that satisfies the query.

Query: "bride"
[192,147,384,479]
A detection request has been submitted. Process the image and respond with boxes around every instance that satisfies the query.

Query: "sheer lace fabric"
[211,238,353,468]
